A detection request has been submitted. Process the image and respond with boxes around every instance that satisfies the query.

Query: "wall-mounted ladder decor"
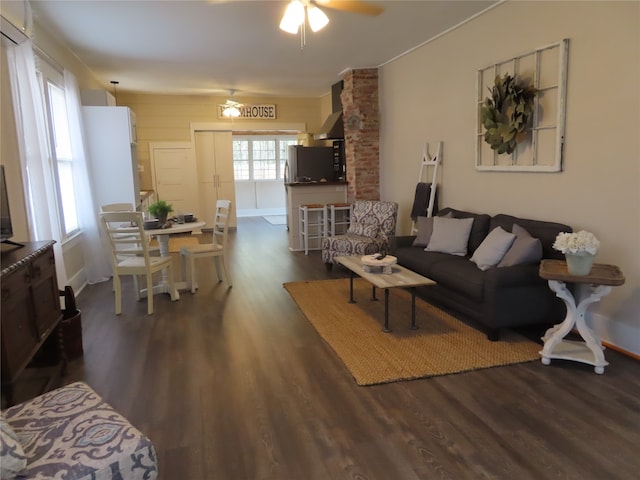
[476,39,569,172]
[410,141,441,235]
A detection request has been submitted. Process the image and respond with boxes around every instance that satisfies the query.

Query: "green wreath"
[480,73,538,155]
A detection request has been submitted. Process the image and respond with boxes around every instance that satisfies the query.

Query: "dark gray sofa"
[392,207,572,340]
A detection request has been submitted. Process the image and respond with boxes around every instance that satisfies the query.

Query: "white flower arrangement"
[553,230,600,255]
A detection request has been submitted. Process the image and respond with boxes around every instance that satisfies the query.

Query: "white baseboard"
[590,312,640,357]
[66,268,87,298]
[237,208,286,217]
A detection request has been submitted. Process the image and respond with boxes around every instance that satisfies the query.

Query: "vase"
[565,252,595,276]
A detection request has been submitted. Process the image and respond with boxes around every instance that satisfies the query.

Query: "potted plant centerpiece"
[148,199,173,227]
[553,230,600,276]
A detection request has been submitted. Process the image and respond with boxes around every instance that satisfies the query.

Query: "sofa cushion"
[471,226,516,271]
[438,208,491,254]
[428,256,486,302]
[498,224,543,267]
[394,247,454,277]
[426,217,474,256]
[0,413,26,479]
[490,214,572,259]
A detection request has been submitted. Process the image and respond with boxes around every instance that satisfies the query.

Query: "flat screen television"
[1,165,16,244]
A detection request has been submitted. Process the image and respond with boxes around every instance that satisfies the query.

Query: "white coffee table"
[336,255,435,332]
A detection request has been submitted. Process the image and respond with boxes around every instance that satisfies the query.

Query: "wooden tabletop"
[539,259,625,286]
[336,255,435,289]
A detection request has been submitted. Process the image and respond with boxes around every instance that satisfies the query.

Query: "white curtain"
[63,70,111,284]
[6,39,68,287]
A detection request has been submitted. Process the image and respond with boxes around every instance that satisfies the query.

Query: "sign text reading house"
[218,104,277,119]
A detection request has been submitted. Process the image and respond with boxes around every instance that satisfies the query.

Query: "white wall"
[378,1,639,355]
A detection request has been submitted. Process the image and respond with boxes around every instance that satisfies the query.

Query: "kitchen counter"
[286,181,347,187]
[286,182,348,252]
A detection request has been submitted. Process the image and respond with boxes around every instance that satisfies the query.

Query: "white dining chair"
[100,202,159,249]
[180,199,232,293]
[100,210,179,315]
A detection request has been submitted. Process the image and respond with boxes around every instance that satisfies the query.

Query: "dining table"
[145,220,206,296]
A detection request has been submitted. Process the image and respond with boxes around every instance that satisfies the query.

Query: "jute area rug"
[284,278,541,386]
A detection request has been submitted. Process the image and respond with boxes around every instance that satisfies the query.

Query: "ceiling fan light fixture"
[307,5,329,32]
[222,105,241,118]
[279,0,305,34]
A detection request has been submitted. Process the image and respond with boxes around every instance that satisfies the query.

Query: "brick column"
[341,68,380,202]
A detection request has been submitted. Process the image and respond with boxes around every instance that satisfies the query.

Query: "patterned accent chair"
[0,382,157,480]
[322,200,398,269]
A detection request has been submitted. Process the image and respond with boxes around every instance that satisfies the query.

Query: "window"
[233,135,297,181]
[37,57,79,237]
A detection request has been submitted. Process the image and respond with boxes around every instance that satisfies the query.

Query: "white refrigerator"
[82,106,140,209]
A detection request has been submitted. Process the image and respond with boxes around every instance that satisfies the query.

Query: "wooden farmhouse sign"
[218,104,277,119]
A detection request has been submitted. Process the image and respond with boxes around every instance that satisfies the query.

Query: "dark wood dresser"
[1,241,64,406]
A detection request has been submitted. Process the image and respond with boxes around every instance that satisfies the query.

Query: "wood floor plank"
[12,217,638,479]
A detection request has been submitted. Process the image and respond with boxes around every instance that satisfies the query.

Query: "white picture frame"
[476,39,569,172]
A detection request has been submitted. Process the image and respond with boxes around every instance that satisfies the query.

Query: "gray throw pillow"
[425,216,474,256]
[470,226,516,271]
[412,212,453,247]
[497,224,543,267]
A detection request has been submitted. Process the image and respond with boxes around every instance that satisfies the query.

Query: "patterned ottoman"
[1,382,157,479]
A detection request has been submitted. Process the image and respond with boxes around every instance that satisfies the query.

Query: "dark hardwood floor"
[33,217,640,478]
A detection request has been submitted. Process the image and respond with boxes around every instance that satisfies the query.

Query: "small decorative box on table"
[538,259,625,374]
[360,254,397,274]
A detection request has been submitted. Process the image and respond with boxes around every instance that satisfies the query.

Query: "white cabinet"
[194,131,237,228]
[83,106,140,209]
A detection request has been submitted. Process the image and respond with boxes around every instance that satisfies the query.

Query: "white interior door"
[150,142,198,218]
[194,131,237,228]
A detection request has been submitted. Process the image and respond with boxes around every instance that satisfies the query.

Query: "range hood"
[314,111,343,140]
[314,81,344,140]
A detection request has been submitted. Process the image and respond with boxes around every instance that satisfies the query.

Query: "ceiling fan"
[279,0,384,35]
[221,91,243,118]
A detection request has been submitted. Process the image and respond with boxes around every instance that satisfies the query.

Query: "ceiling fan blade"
[315,0,384,16]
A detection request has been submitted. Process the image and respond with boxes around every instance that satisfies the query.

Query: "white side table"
[538,259,625,374]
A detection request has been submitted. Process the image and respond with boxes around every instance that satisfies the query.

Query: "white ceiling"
[28,0,497,98]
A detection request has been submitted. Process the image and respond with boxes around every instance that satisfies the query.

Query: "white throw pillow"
[425,216,474,256]
[470,226,516,271]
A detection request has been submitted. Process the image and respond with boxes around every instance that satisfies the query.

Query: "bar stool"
[325,202,352,236]
[299,204,325,254]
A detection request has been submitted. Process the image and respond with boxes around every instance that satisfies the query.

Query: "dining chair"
[180,199,232,293]
[100,203,136,212]
[100,202,159,251]
[100,210,179,315]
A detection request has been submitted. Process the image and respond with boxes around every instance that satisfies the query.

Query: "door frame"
[190,122,306,218]
[149,141,198,212]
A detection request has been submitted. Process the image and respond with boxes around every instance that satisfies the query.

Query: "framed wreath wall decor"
[480,73,538,155]
[475,39,569,172]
